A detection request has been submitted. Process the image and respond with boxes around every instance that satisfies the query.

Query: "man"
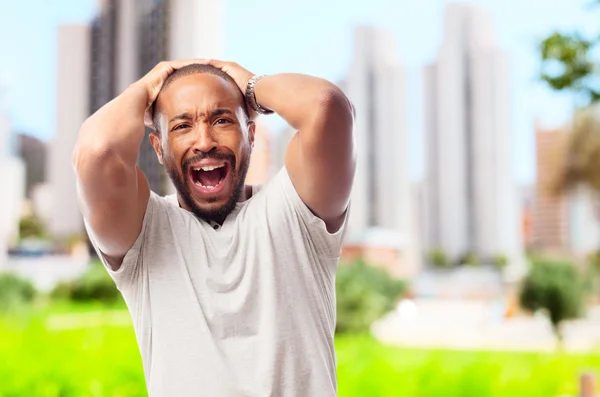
[73,59,355,396]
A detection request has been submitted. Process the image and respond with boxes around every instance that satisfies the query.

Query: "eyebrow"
[168,108,234,124]
[169,112,192,123]
[210,108,234,117]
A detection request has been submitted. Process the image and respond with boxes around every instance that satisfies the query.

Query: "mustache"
[183,151,236,171]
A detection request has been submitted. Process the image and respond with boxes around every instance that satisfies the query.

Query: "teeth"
[193,164,224,172]
[194,181,216,189]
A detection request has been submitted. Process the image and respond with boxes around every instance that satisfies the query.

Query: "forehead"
[156,73,244,116]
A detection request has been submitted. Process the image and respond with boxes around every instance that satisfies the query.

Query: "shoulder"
[247,167,350,259]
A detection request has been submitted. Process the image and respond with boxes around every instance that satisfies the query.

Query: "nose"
[190,125,217,154]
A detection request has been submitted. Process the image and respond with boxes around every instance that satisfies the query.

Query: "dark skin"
[149,73,255,224]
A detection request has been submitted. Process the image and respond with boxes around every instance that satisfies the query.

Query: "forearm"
[253,74,352,131]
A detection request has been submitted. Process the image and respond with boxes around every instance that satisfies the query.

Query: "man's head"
[149,64,255,223]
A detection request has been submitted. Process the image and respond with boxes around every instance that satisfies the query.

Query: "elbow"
[72,133,116,177]
[316,85,355,127]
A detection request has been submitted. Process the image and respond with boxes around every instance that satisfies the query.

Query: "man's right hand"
[136,59,205,127]
[73,59,199,271]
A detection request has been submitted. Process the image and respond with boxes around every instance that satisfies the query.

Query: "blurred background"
[1,0,600,396]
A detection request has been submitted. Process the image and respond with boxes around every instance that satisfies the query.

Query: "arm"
[202,60,355,232]
[73,60,194,269]
[255,74,355,232]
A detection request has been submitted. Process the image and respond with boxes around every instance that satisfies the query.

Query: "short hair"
[151,63,248,133]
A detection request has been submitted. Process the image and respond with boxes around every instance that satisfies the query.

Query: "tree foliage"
[51,261,121,304]
[335,258,407,334]
[428,248,450,269]
[0,272,36,311]
[18,215,47,240]
[539,2,600,107]
[519,259,584,346]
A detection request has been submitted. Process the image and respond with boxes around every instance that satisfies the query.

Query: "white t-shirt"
[86,167,349,397]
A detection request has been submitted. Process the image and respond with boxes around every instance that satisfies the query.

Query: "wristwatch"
[245,75,274,115]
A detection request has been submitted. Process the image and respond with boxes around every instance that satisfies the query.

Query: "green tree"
[461,252,479,267]
[51,260,121,304]
[519,259,584,348]
[335,258,407,334]
[539,1,600,107]
[18,214,47,240]
[0,272,36,311]
[540,1,600,297]
[493,254,509,270]
[428,248,450,269]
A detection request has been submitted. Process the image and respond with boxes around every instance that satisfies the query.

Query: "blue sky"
[0,0,597,183]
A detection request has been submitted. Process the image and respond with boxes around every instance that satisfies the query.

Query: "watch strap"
[245,75,274,115]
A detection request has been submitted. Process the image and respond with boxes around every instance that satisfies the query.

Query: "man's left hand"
[197,60,257,116]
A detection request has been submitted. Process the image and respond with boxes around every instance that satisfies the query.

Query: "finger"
[144,107,154,128]
[204,59,228,69]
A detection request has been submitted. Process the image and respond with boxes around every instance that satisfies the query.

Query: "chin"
[167,152,250,222]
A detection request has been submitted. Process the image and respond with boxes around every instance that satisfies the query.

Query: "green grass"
[0,305,599,397]
[336,336,600,397]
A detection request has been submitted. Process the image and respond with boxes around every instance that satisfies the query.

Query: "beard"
[166,149,251,223]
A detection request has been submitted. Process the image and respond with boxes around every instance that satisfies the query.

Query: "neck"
[176,184,253,224]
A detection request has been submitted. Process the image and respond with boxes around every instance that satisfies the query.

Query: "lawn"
[0,305,598,397]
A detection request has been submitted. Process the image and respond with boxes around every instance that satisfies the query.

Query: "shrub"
[336,259,407,334]
[0,272,36,311]
[428,248,450,269]
[51,261,120,304]
[457,252,479,267]
[18,214,47,240]
[519,259,584,348]
[492,254,509,270]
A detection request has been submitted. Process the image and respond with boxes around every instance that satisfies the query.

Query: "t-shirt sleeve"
[84,191,158,288]
[274,167,350,259]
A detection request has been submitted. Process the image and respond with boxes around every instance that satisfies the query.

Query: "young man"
[74,59,355,396]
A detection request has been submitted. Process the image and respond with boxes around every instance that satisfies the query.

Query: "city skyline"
[0,0,597,185]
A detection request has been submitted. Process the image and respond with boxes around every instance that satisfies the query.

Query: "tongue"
[198,169,221,187]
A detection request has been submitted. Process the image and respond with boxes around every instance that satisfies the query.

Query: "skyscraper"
[423,4,523,266]
[49,25,91,239]
[138,0,171,194]
[16,133,47,198]
[341,26,420,275]
[531,123,569,251]
[343,26,412,238]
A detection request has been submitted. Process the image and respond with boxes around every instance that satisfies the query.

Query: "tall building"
[137,0,171,194]
[16,133,47,198]
[423,4,523,268]
[245,119,272,185]
[49,25,91,239]
[342,26,420,275]
[567,186,600,256]
[531,123,569,251]
[344,26,411,235]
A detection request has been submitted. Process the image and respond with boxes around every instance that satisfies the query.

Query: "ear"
[247,121,256,150]
[149,132,164,165]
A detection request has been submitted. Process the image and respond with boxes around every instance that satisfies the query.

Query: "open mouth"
[189,163,230,192]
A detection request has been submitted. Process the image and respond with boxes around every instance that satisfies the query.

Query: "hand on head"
[138,59,257,128]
